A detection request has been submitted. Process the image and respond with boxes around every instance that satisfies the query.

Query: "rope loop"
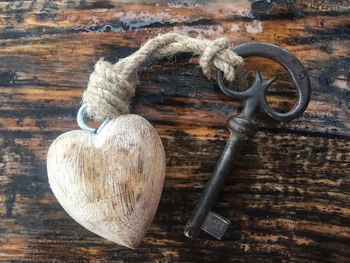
[83,32,244,121]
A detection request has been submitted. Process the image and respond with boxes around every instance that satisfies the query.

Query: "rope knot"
[82,59,134,121]
[200,37,244,82]
[82,33,244,121]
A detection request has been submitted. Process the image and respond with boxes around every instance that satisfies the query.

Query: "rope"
[83,32,244,121]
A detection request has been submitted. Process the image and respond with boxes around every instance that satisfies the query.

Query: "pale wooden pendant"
[47,114,166,249]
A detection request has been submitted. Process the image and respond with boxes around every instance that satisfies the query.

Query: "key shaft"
[185,101,258,239]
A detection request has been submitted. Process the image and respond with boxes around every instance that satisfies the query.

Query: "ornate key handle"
[185,42,311,240]
[217,42,311,121]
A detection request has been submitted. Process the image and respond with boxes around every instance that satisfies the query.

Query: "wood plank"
[0,1,349,262]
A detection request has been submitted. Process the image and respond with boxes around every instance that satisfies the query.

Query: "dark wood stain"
[0,1,349,262]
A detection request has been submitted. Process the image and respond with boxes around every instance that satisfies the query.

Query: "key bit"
[201,211,231,240]
[184,42,311,240]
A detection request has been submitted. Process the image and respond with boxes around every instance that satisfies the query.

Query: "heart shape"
[47,114,166,248]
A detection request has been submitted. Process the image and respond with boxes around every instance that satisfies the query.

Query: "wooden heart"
[47,114,166,249]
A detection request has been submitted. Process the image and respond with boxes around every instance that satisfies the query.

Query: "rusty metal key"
[184,42,311,239]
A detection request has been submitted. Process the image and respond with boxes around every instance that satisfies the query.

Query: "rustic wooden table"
[0,1,349,262]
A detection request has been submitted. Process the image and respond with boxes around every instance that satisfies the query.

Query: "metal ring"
[77,104,110,134]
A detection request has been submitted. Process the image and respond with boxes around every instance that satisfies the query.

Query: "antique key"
[184,42,311,239]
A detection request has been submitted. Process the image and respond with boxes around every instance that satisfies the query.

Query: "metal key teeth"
[201,211,231,240]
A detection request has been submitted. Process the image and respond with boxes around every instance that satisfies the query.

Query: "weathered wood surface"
[0,1,349,262]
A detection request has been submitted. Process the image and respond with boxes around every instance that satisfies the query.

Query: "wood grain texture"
[0,0,349,262]
[47,114,166,249]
